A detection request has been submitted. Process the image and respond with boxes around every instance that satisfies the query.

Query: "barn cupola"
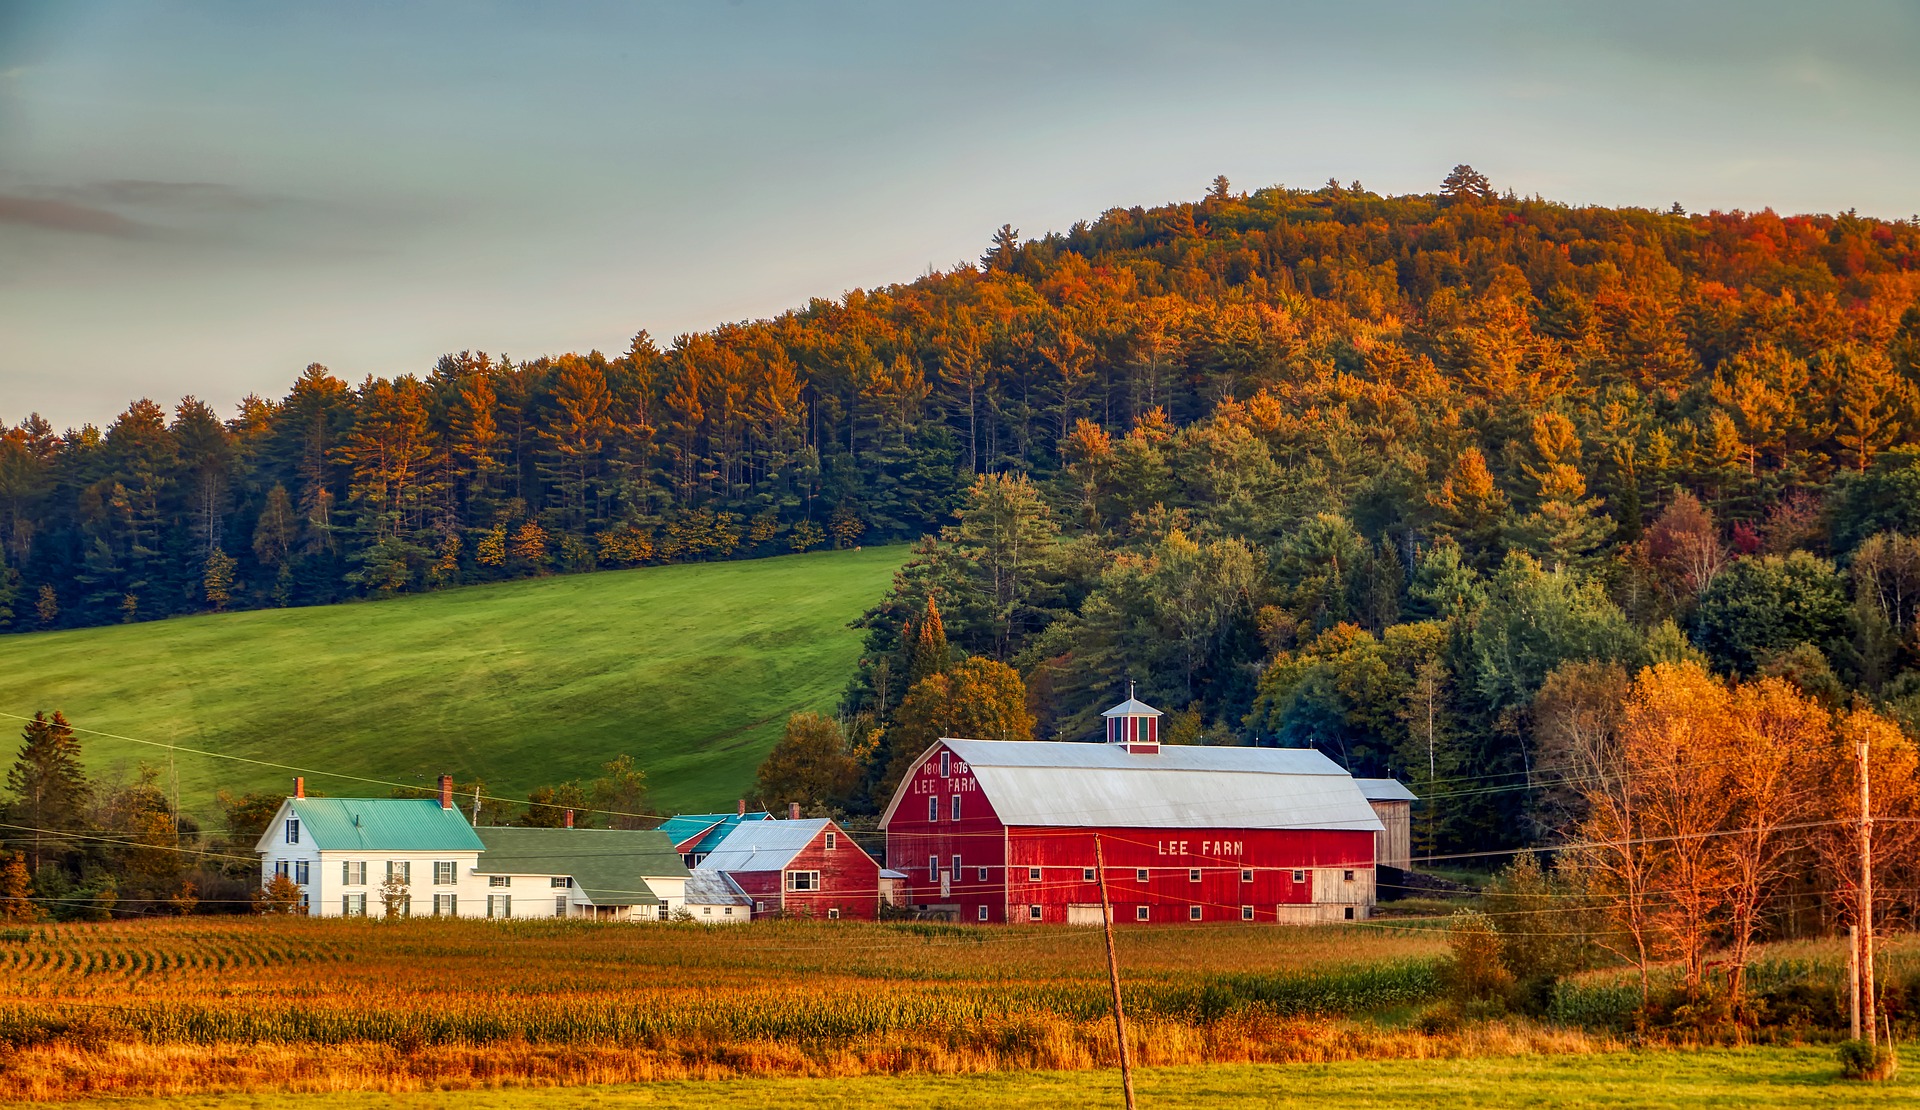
[1102,685,1163,754]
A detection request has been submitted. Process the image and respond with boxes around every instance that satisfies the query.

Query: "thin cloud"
[0,195,144,237]
[53,180,270,212]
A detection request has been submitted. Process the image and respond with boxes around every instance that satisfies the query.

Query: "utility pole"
[1857,736,1877,1047]
[1848,924,1860,1042]
[1093,835,1137,1110]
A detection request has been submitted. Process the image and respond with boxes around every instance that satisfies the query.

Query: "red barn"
[880,696,1389,925]
[701,817,880,921]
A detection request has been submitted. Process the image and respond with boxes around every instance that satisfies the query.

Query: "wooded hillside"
[6,170,1920,851]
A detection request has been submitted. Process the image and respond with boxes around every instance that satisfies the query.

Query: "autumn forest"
[6,169,1920,862]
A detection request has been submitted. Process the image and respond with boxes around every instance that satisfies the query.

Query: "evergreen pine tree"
[4,712,91,871]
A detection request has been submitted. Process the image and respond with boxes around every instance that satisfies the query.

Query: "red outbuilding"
[880,696,1392,925]
[701,817,880,921]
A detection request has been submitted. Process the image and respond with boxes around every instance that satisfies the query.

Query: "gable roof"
[684,868,753,906]
[881,739,1383,832]
[1101,698,1163,718]
[258,798,485,853]
[657,811,773,855]
[1356,778,1419,803]
[700,818,831,873]
[472,827,689,906]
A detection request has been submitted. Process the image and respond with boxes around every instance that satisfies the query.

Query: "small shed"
[1355,779,1417,871]
[702,817,880,921]
[683,868,754,924]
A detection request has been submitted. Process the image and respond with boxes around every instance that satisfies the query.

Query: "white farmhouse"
[254,776,487,917]
[682,868,754,924]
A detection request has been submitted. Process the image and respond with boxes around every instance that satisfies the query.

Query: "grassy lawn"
[0,547,903,820]
[23,1048,1908,1109]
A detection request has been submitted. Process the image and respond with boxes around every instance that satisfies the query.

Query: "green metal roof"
[472,827,690,907]
[287,798,486,852]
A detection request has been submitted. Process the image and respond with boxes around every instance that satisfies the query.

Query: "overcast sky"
[3,0,1917,430]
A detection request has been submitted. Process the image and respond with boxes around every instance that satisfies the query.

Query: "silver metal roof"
[1356,778,1419,802]
[904,739,1383,832]
[700,818,831,873]
[684,868,753,906]
[1101,697,1163,718]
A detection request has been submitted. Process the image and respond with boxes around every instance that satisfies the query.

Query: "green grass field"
[0,547,903,821]
[17,1049,1908,1109]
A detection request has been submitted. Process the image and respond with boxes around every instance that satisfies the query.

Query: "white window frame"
[1241,905,1254,921]
[977,866,989,882]
[284,818,300,845]
[1241,869,1253,883]
[825,831,837,851]
[928,796,938,822]
[1136,868,1149,883]
[294,860,310,885]
[929,856,939,881]
[786,870,821,892]
[487,894,511,918]
[1082,867,1096,882]
[827,907,840,920]
[343,893,367,917]
[1027,867,1041,882]
[1189,868,1202,883]
[434,861,456,885]
[1189,905,1202,921]
[550,876,571,889]
[1028,904,1042,921]
[951,795,962,822]
[489,875,511,888]
[433,893,457,916]
[1343,869,1356,882]
[1292,869,1306,884]
[555,896,569,917]
[343,861,366,886]
[977,905,989,922]
[1135,905,1149,921]
[273,860,290,880]
[951,854,962,878]
[940,750,951,778]
[386,860,411,885]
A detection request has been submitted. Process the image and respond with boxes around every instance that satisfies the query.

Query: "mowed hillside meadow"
[0,547,904,817]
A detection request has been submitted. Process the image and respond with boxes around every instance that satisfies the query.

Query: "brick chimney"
[564,809,575,829]
[294,776,305,799]
[788,802,800,820]
[737,798,746,817]
[438,774,454,811]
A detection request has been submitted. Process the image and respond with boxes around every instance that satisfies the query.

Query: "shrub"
[1442,910,1513,1004]
[1837,1039,1898,1081]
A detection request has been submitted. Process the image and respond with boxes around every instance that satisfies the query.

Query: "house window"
[1343,870,1356,882]
[1189,869,1201,883]
[1027,867,1041,882]
[1136,868,1149,883]
[273,860,290,880]
[951,795,962,821]
[1135,905,1149,922]
[724,907,734,916]
[1082,867,1096,882]
[386,861,411,885]
[284,818,300,845]
[1344,906,1355,920]
[391,896,411,918]
[1292,869,1306,884]
[554,896,568,917]
[294,860,310,885]
[550,877,571,888]
[786,871,821,892]
[1241,869,1253,883]
[977,905,989,922]
[929,857,939,881]
[977,867,989,882]
[344,861,366,886]
[702,906,712,916]
[753,901,764,914]
[487,895,511,918]
[1241,905,1254,921]
[489,875,510,888]
[928,797,938,822]
[940,751,951,778]
[1189,905,1202,921]
[343,893,367,917]
[1028,904,1042,921]
[951,854,962,877]
[825,831,837,851]
[434,861,456,885]
[827,908,840,920]
[433,894,457,916]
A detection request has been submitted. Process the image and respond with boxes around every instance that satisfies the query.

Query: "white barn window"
[1028,904,1041,921]
[786,871,821,892]
[1241,905,1254,921]
[951,795,962,821]
[1189,906,1202,921]
[977,905,989,922]
[1135,906,1149,921]
[928,797,938,822]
